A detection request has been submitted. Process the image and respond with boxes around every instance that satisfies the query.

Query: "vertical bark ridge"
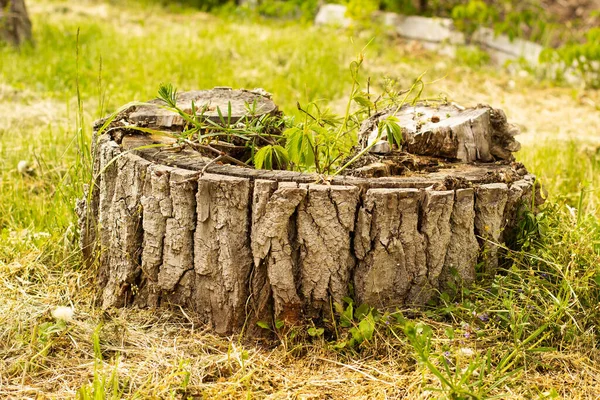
[411,189,454,304]
[137,165,173,307]
[193,173,253,334]
[159,169,197,291]
[250,180,307,324]
[296,184,360,319]
[354,188,425,309]
[475,183,509,275]
[100,154,150,308]
[440,188,479,289]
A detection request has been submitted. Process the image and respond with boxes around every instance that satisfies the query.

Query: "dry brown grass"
[3,252,600,399]
[2,1,600,399]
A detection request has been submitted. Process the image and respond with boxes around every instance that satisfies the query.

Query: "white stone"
[17,160,29,175]
[473,27,543,65]
[377,11,401,26]
[370,140,392,154]
[314,4,351,28]
[395,15,465,44]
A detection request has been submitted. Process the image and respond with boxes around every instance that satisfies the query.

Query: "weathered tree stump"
[0,0,32,46]
[78,88,542,335]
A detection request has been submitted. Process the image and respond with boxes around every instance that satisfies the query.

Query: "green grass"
[2,1,600,398]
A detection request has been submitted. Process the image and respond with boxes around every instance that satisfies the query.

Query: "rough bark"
[353,188,425,308]
[297,185,360,319]
[251,181,306,324]
[359,103,521,162]
[475,183,509,275]
[98,152,150,308]
[78,90,543,334]
[414,189,454,304]
[191,173,252,334]
[0,0,32,46]
[440,188,479,287]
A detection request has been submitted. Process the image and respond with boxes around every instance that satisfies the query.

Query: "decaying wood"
[127,87,278,129]
[440,188,479,287]
[354,188,425,308]
[0,0,32,46]
[78,89,543,334]
[297,185,360,319]
[359,103,521,163]
[191,173,253,333]
[475,183,509,275]
[251,181,306,324]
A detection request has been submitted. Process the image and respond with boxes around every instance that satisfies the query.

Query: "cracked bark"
[251,180,306,324]
[354,188,426,309]
[0,0,32,46]
[98,153,150,308]
[83,136,541,332]
[191,173,253,334]
[413,189,454,304]
[475,183,509,275]
[440,188,479,288]
[297,184,360,319]
[136,164,172,307]
[80,90,543,334]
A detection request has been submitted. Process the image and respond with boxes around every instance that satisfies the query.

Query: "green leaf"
[275,320,285,330]
[254,145,273,170]
[157,83,177,108]
[358,313,375,341]
[353,91,374,108]
[349,326,362,342]
[285,127,315,169]
[378,116,403,147]
[333,302,345,315]
[272,145,289,169]
[256,321,270,330]
[308,327,324,337]
[254,145,289,170]
[331,340,347,350]
[355,303,370,321]
[340,303,354,328]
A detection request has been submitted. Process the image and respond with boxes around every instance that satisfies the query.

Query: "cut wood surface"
[127,87,278,129]
[359,103,521,162]
[78,89,543,334]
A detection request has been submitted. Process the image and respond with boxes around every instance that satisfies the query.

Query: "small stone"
[369,140,391,154]
[458,347,475,357]
[17,160,32,175]
[431,115,440,123]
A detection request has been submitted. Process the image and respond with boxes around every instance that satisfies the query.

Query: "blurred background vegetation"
[1,0,600,398]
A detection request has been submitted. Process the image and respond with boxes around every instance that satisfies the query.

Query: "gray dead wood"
[0,0,32,46]
[78,90,543,334]
[359,103,521,162]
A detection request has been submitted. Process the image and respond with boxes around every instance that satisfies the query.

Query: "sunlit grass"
[1,0,600,398]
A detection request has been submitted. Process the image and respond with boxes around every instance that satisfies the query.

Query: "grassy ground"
[1,0,600,398]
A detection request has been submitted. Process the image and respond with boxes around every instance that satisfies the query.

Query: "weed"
[2,1,600,398]
[148,50,426,174]
[540,27,600,89]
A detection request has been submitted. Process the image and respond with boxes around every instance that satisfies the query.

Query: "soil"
[541,0,600,26]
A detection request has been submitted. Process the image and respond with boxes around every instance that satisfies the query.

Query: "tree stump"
[78,88,543,335]
[0,0,32,46]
